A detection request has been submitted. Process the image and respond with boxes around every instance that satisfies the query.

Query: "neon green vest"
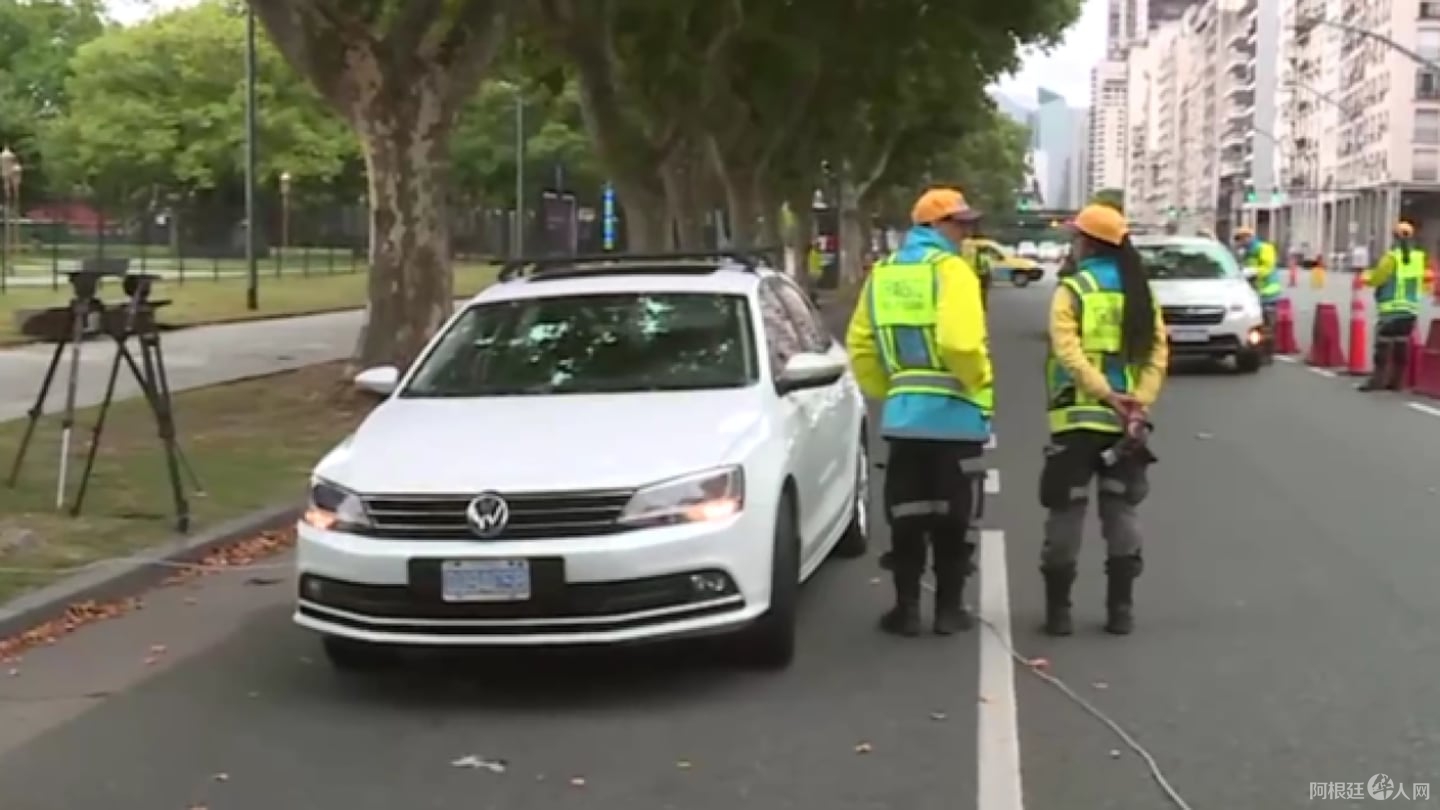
[1045,265,1138,435]
[1246,241,1282,301]
[1378,248,1426,317]
[869,249,994,414]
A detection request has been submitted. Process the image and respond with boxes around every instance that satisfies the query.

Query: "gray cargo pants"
[1037,430,1147,567]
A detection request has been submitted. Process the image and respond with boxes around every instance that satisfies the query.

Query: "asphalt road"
[3,272,1440,808]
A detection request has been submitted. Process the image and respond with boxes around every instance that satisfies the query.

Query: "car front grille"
[359,489,635,540]
[1161,305,1226,326]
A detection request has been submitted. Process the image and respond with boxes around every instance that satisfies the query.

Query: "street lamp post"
[280,171,292,255]
[243,7,259,311]
[1,146,22,285]
[1294,16,1440,74]
[491,81,527,256]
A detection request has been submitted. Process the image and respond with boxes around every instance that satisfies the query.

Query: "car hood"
[1150,278,1252,306]
[315,388,769,493]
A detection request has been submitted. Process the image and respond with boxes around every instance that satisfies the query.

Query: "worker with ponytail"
[1357,221,1427,391]
[1037,204,1168,637]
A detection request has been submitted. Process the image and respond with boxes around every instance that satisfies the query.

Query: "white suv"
[295,253,870,671]
[1133,235,1268,373]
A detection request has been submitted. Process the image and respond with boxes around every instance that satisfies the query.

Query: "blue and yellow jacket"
[846,226,992,432]
[1049,257,1169,408]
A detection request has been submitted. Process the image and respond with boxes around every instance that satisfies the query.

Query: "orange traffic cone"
[1274,298,1298,354]
[1310,256,1326,289]
[1344,291,1369,375]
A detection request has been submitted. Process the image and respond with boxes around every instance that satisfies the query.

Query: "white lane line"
[986,435,998,450]
[1276,355,1298,363]
[1308,366,1337,378]
[977,528,1025,810]
[985,469,1001,495]
[1407,401,1440,418]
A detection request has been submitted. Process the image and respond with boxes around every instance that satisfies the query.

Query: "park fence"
[0,190,625,294]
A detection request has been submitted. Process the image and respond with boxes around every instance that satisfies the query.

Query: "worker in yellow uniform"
[1234,225,1280,362]
[1358,221,1428,391]
[846,187,993,637]
[1039,204,1168,636]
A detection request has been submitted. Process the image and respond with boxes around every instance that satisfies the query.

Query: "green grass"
[0,361,371,603]
[0,263,498,346]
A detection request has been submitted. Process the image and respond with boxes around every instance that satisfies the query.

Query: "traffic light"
[1244,180,1257,203]
[1017,198,1031,212]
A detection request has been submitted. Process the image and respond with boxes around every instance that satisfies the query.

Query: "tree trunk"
[839,182,870,286]
[350,89,455,371]
[660,151,706,250]
[615,177,669,251]
[786,190,814,284]
[755,186,782,249]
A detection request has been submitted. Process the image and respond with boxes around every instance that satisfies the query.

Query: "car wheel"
[1011,271,1031,288]
[1235,350,1263,374]
[832,432,870,559]
[741,490,800,670]
[322,636,399,672]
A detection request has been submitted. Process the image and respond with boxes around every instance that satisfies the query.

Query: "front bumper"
[293,514,771,647]
[1164,313,1266,356]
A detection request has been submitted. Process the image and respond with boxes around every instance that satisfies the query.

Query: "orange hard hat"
[1069,204,1128,247]
[911,188,983,226]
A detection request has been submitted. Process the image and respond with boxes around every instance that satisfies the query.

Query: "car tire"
[1235,350,1263,374]
[741,490,800,670]
[832,432,870,559]
[322,636,398,672]
[1011,271,1031,288]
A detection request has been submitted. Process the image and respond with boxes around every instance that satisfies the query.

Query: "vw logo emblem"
[465,492,510,539]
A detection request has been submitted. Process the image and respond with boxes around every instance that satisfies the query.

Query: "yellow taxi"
[971,238,1044,287]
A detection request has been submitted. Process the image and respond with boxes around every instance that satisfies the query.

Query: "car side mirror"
[775,352,845,395]
[353,365,399,397]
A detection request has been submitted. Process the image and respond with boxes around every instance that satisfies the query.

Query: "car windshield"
[1136,241,1241,280]
[401,292,759,397]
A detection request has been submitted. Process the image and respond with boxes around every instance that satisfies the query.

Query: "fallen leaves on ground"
[0,528,295,663]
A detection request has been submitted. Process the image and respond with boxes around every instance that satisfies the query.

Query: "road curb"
[0,502,300,641]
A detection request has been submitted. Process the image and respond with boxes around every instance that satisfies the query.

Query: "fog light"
[1247,328,1264,345]
[688,572,731,596]
[302,576,324,600]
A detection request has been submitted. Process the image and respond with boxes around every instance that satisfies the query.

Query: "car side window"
[769,278,833,353]
[757,283,803,374]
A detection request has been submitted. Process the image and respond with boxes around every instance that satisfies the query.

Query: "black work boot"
[933,546,975,635]
[1103,555,1143,635]
[879,569,923,637]
[1040,563,1077,636]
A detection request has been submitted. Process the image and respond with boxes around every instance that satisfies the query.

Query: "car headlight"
[302,479,373,532]
[618,466,745,528]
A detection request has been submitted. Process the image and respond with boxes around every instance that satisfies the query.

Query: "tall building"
[1228,0,1283,238]
[1276,0,1440,256]
[1071,108,1094,203]
[1089,59,1130,195]
[1035,88,1083,208]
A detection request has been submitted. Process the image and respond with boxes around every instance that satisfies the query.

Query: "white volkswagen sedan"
[1133,235,1268,373]
[295,253,870,671]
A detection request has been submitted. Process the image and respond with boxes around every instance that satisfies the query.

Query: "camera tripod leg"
[145,336,203,495]
[134,336,190,533]
[70,342,127,517]
[55,306,89,510]
[7,339,66,487]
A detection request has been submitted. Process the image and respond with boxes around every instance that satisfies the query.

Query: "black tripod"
[6,271,202,532]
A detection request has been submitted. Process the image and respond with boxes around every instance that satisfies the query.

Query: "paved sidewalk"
[0,311,364,422]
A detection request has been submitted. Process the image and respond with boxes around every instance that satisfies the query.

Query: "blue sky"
[993,0,1108,109]
[107,0,1106,109]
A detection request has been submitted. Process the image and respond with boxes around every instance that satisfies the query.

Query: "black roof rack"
[497,248,783,282]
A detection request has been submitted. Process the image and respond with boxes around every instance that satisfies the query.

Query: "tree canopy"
[7,0,1074,366]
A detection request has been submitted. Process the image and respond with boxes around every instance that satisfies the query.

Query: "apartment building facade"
[1089,59,1131,194]
[1277,0,1440,258]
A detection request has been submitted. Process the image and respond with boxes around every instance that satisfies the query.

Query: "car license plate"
[1168,327,1210,343]
[440,560,531,603]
